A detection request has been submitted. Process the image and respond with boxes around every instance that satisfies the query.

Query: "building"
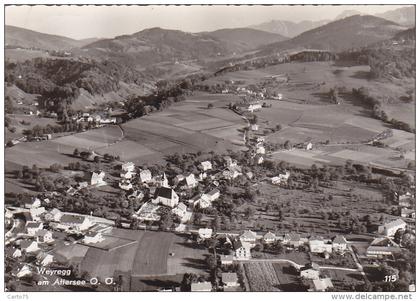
[119,180,133,191]
[263,231,277,244]
[134,202,161,222]
[287,233,304,248]
[91,171,106,186]
[24,197,41,209]
[223,156,237,168]
[29,207,46,221]
[153,187,179,208]
[332,235,348,253]
[256,145,266,154]
[234,240,251,259]
[239,230,257,244]
[26,221,43,236]
[220,255,234,265]
[121,162,135,172]
[401,208,415,218]
[198,228,213,239]
[204,188,220,202]
[200,161,212,171]
[366,237,401,258]
[154,173,169,187]
[83,231,104,244]
[20,240,39,253]
[309,236,332,254]
[241,102,262,112]
[272,171,290,186]
[172,202,188,218]
[139,169,152,183]
[183,174,198,188]
[17,265,32,278]
[191,282,212,292]
[222,272,239,287]
[120,170,135,179]
[378,219,407,237]
[59,214,93,232]
[35,229,54,243]
[46,208,62,222]
[305,142,313,151]
[300,263,320,280]
[6,247,22,258]
[251,124,259,131]
[312,278,333,292]
[36,252,54,266]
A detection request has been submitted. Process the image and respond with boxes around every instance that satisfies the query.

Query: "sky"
[5,4,412,40]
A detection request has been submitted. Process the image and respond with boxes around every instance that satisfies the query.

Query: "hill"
[201,28,287,51]
[257,15,406,54]
[250,19,329,38]
[5,25,94,50]
[82,27,232,68]
[376,6,414,27]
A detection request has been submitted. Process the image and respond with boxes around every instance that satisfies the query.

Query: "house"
[256,145,266,154]
[312,278,333,292]
[24,197,41,209]
[332,235,348,253]
[66,187,78,196]
[183,174,198,188]
[128,190,144,200]
[46,208,62,222]
[220,255,234,265]
[305,142,313,151]
[240,230,257,243]
[401,208,415,218]
[20,240,39,253]
[255,155,264,165]
[121,162,135,172]
[36,252,54,266]
[198,172,207,181]
[204,188,220,202]
[35,229,54,243]
[234,240,251,259]
[153,187,179,208]
[366,237,401,258]
[223,165,242,180]
[222,272,239,287]
[200,161,212,171]
[59,214,93,232]
[77,181,89,190]
[17,265,32,278]
[240,102,262,112]
[154,173,169,187]
[91,171,106,186]
[223,156,237,168]
[6,247,22,258]
[119,180,133,191]
[139,169,152,183]
[83,231,104,244]
[172,202,188,218]
[191,282,212,292]
[251,124,259,131]
[309,236,332,254]
[300,263,320,280]
[198,228,213,239]
[173,174,185,186]
[378,219,407,237]
[263,231,277,244]
[26,221,43,236]
[246,171,254,180]
[287,233,304,248]
[120,170,135,179]
[29,206,46,221]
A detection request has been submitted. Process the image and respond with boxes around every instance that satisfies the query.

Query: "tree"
[73,148,80,157]
[207,103,214,109]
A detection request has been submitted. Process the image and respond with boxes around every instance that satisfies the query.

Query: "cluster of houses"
[72,112,117,125]
[397,191,415,219]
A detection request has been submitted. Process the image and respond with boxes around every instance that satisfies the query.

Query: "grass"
[272,263,307,291]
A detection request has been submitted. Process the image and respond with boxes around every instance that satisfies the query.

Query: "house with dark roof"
[36,229,54,243]
[300,263,320,280]
[26,221,43,236]
[222,272,239,287]
[153,187,179,208]
[332,235,348,252]
[20,240,39,253]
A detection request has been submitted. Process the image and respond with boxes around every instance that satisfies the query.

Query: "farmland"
[243,262,281,291]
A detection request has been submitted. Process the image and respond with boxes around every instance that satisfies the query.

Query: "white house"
[46,208,62,222]
[332,235,347,252]
[134,202,161,222]
[121,162,135,172]
[198,228,213,239]
[200,161,212,171]
[234,240,251,259]
[312,278,333,292]
[300,263,320,280]
[37,252,54,266]
[154,173,169,187]
[172,202,188,218]
[24,197,41,209]
[83,231,104,244]
[272,171,290,185]
[59,214,93,232]
[378,219,407,237]
[119,180,133,191]
[251,124,259,131]
[183,174,198,188]
[263,232,277,244]
[26,221,43,236]
[139,169,152,183]
[153,187,179,208]
[220,255,234,265]
[305,142,313,151]
[239,230,257,244]
[29,207,46,221]
[204,188,220,202]
[222,273,239,287]
[120,170,135,179]
[242,102,262,112]
[91,171,106,186]
[20,240,39,253]
[256,145,266,154]
[309,236,332,255]
[17,265,32,278]
[36,229,54,243]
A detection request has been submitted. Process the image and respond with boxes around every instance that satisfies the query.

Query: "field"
[273,263,307,291]
[243,262,281,291]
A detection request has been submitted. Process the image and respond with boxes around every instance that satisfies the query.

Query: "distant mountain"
[82,27,234,67]
[258,15,407,54]
[335,10,362,20]
[201,28,287,52]
[393,27,415,41]
[250,19,330,38]
[5,25,95,50]
[376,6,414,27]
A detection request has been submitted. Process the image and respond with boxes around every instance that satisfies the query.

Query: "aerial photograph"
[3,3,416,295]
